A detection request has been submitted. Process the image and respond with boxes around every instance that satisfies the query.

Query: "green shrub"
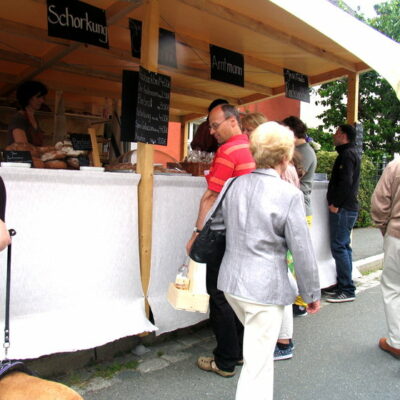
[316,151,376,227]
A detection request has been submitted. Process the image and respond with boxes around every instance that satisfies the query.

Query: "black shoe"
[321,286,338,296]
[325,292,355,303]
[293,304,307,317]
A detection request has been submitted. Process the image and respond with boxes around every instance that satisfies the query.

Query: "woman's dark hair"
[281,116,307,139]
[16,80,48,109]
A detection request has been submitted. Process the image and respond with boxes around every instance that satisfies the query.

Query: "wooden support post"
[137,0,159,312]
[347,72,359,125]
[88,128,101,167]
[181,121,189,161]
[53,90,67,144]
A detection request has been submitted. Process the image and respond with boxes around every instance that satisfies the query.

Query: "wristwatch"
[193,227,201,233]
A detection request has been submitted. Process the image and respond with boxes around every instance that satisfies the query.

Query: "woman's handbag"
[189,177,238,264]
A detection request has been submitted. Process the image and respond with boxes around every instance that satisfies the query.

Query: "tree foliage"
[315,0,400,161]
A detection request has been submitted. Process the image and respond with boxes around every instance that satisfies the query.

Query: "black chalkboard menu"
[3,150,32,163]
[121,67,171,145]
[284,68,310,103]
[70,133,92,151]
[354,122,364,158]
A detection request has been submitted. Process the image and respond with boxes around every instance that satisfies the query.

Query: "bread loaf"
[41,151,66,162]
[44,160,68,169]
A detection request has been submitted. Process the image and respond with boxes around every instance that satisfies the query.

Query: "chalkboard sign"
[3,150,32,163]
[47,0,108,49]
[210,45,244,87]
[78,155,90,167]
[129,19,177,68]
[70,133,92,151]
[121,67,171,145]
[354,122,364,158]
[284,68,310,103]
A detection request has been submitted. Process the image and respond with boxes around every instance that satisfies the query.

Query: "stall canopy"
[0,0,399,123]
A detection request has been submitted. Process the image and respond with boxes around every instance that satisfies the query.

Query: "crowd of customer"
[186,100,373,400]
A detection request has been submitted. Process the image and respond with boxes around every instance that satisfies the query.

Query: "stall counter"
[0,167,155,360]
[148,177,337,335]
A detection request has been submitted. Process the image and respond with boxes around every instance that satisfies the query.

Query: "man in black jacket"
[326,124,360,303]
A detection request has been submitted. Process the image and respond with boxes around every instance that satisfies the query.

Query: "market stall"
[0,167,155,359]
[0,0,400,359]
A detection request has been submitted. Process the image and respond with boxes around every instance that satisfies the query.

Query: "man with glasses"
[186,104,255,377]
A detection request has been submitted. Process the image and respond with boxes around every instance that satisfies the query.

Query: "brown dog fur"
[0,371,83,400]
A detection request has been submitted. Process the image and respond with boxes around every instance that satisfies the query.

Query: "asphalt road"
[79,282,399,400]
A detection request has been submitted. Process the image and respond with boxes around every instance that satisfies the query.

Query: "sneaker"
[321,285,338,296]
[293,304,308,317]
[274,345,293,361]
[379,338,400,359]
[325,292,355,303]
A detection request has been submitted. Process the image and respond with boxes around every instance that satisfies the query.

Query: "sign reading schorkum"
[47,0,109,49]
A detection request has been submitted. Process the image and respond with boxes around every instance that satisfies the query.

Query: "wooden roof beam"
[176,32,283,76]
[0,48,242,105]
[177,0,357,72]
[0,1,144,96]
[272,68,353,96]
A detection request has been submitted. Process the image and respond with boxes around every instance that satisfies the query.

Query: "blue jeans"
[329,208,358,296]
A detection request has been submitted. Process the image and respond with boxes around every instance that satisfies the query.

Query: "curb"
[354,253,384,275]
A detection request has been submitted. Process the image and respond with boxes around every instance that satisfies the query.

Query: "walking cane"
[3,229,16,361]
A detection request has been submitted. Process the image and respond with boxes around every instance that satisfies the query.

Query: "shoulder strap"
[209,176,238,220]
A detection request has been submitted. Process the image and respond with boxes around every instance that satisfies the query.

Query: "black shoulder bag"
[189,177,238,264]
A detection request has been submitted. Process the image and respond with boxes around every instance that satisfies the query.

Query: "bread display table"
[0,167,155,360]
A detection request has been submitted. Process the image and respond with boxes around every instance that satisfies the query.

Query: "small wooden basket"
[167,283,209,313]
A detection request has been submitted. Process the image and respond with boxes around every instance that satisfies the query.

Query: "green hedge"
[315,151,376,227]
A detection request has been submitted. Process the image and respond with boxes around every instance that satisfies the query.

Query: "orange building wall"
[154,121,181,162]
[239,95,300,122]
[158,96,300,162]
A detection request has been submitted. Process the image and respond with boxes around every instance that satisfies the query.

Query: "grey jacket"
[212,169,320,306]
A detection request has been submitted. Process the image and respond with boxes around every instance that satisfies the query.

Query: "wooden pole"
[88,128,101,167]
[347,72,359,125]
[137,0,159,311]
[181,121,189,160]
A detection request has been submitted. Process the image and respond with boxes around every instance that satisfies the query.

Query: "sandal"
[197,356,236,378]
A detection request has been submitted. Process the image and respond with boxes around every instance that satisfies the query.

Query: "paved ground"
[352,227,383,261]
[58,267,398,400]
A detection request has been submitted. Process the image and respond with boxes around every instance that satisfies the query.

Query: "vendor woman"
[7,80,48,146]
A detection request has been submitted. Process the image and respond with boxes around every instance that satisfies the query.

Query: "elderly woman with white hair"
[210,121,321,400]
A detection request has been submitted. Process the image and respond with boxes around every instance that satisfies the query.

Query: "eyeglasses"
[209,116,230,131]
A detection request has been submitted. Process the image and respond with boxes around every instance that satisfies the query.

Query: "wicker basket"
[180,161,211,177]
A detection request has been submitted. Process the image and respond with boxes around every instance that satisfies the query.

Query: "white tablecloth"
[0,168,155,360]
[148,175,208,335]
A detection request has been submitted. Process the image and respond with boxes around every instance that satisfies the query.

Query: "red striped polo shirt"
[206,134,255,193]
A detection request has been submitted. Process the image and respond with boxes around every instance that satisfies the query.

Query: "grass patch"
[93,360,139,379]
[157,351,164,357]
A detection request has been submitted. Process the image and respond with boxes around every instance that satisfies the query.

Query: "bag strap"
[3,229,16,360]
[209,177,239,220]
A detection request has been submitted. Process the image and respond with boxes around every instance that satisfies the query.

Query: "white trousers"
[278,305,293,340]
[225,293,284,400]
[381,234,400,349]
